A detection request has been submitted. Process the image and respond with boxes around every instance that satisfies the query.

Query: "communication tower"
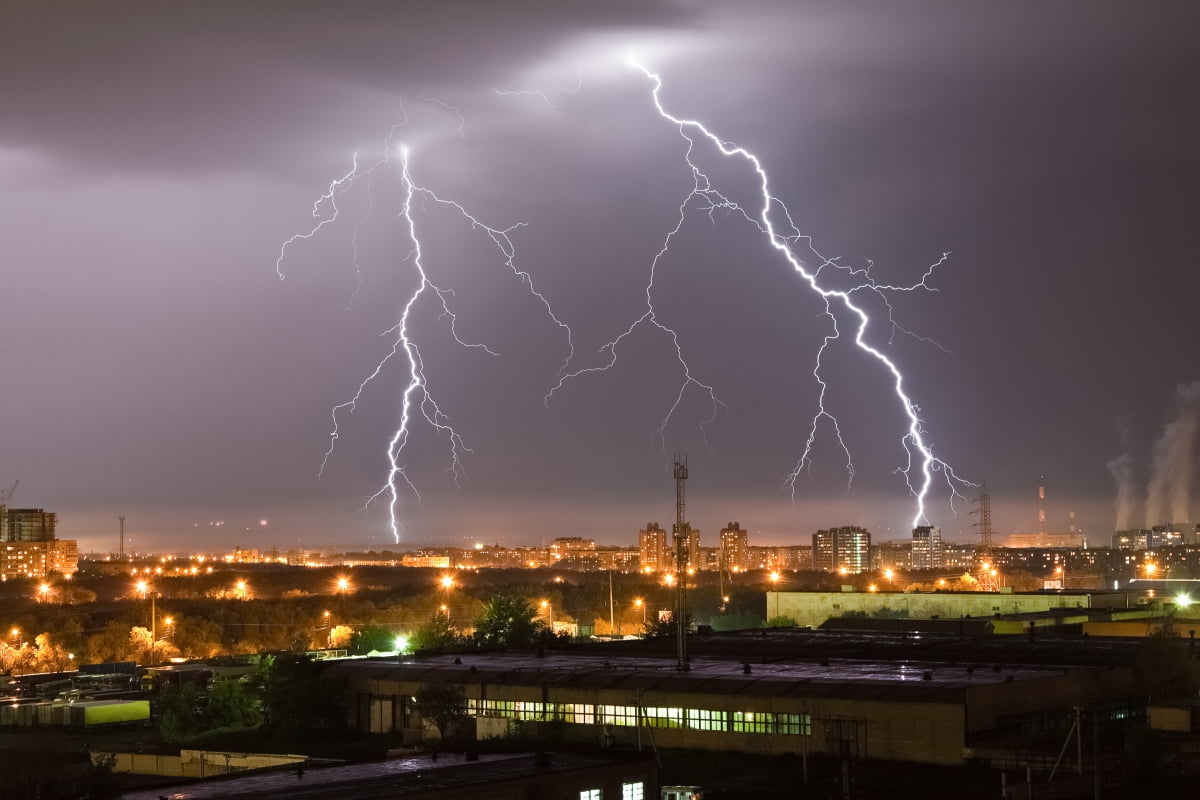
[119,515,126,560]
[672,456,689,670]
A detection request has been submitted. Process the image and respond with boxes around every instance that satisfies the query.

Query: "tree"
[1135,619,1199,700]
[472,594,542,649]
[258,655,348,734]
[411,683,468,743]
[411,615,461,652]
[762,615,797,629]
[349,625,396,654]
[643,610,694,638]
[158,683,205,742]
[206,679,261,730]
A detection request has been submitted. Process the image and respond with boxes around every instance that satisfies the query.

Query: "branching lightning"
[612,60,972,526]
[279,59,971,540]
[276,122,572,542]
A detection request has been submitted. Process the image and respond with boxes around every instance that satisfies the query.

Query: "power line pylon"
[972,482,1000,592]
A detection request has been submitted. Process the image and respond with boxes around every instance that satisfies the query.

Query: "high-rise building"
[675,526,701,572]
[639,523,668,572]
[0,507,57,542]
[911,526,943,570]
[0,505,76,579]
[812,526,871,574]
[719,522,748,573]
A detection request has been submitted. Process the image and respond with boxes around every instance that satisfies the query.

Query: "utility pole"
[672,456,689,670]
[119,515,126,560]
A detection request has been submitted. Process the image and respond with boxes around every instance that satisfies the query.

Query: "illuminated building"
[638,523,668,572]
[0,506,77,579]
[812,526,871,574]
[0,539,78,580]
[911,525,943,570]
[719,522,748,573]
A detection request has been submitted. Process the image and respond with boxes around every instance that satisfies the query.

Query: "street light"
[336,577,350,595]
[235,579,248,600]
[135,580,149,599]
[37,583,51,602]
[634,597,646,625]
[10,627,22,648]
[883,569,894,587]
[540,599,553,629]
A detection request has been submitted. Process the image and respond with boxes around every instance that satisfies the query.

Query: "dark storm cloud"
[4,2,1199,550]
[0,0,690,174]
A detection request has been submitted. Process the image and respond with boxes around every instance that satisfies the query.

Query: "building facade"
[719,522,748,573]
[0,507,57,543]
[911,526,943,570]
[812,526,871,574]
[638,524,668,572]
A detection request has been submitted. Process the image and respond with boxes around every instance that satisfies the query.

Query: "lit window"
[580,790,602,800]
[622,782,644,800]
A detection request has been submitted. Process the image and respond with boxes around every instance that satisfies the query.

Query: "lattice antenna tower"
[672,455,689,670]
[972,482,1000,592]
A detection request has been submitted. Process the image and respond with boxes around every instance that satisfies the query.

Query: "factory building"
[766,589,1131,628]
[326,629,1143,767]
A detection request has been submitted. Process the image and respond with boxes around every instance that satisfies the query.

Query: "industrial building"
[766,589,1132,628]
[324,628,1145,768]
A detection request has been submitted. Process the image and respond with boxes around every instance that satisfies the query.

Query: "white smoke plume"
[1106,445,1136,531]
[1144,381,1200,528]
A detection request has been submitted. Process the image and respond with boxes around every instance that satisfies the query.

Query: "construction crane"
[0,479,18,505]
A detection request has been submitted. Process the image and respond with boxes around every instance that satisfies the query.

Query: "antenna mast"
[672,456,689,670]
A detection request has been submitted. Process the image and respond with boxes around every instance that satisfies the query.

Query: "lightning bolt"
[552,60,969,526]
[277,125,572,542]
[639,60,971,525]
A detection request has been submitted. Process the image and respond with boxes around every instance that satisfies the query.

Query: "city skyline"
[4,2,1198,551]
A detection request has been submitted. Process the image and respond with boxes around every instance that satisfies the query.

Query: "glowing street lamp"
[1175,593,1193,609]
[634,597,646,625]
[662,573,676,587]
[235,579,248,600]
[10,627,22,648]
[135,580,149,599]
[1145,562,1158,578]
[769,571,781,585]
[336,577,350,596]
[37,583,51,602]
[883,569,894,587]
[439,575,454,590]
[540,599,553,628]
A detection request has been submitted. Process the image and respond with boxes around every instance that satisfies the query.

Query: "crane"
[0,479,17,505]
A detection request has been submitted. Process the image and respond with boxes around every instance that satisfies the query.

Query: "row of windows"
[579,781,644,800]
[466,699,811,736]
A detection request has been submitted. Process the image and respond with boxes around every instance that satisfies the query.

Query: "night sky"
[4,2,1199,553]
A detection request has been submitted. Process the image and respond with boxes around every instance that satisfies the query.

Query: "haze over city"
[4,1,1198,552]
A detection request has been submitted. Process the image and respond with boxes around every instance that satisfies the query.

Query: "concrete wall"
[93,749,306,777]
[768,591,1101,627]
